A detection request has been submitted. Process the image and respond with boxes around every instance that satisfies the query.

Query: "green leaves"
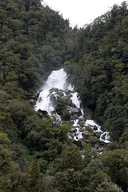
[101,149,128,191]
[29,161,40,192]
[1,0,128,191]
[64,2,128,142]
[59,146,83,171]
[0,132,11,147]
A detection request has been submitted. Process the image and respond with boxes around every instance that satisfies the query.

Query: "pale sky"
[42,0,124,27]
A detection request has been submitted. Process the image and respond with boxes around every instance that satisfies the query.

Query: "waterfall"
[35,68,72,115]
[35,68,110,144]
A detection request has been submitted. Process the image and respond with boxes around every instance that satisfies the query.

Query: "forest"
[0,0,128,191]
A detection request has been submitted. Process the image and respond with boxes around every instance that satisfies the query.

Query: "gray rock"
[65,89,72,95]
[50,95,57,104]
[29,99,36,105]
[94,132,102,138]
[82,130,90,139]
[94,143,100,149]
[68,107,81,116]
[38,109,48,118]
[79,127,84,132]
[72,114,79,120]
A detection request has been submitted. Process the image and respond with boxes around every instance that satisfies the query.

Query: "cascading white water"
[71,92,80,108]
[35,68,110,143]
[35,68,73,115]
[85,120,110,143]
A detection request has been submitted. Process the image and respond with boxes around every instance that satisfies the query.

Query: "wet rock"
[38,97,42,102]
[50,94,57,104]
[68,107,81,116]
[82,130,90,139]
[79,127,84,132]
[49,88,65,98]
[97,147,104,153]
[51,110,56,115]
[29,99,36,105]
[70,102,76,108]
[79,117,85,121]
[99,140,107,148]
[62,95,68,100]
[28,90,42,101]
[71,128,77,133]
[94,143,100,149]
[79,121,85,127]
[94,132,102,138]
[73,139,84,148]
[72,114,79,120]
[70,120,75,125]
[74,132,78,137]
[93,125,99,131]
[65,89,72,95]
[38,109,48,118]
[84,106,93,119]
[49,88,58,93]
[70,133,75,139]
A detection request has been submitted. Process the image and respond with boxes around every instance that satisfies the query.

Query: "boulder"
[28,90,42,101]
[50,94,57,105]
[29,99,36,105]
[38,109,48,118]
[71,128,77,133]
[94,143,100,149]
[79,127,84,132]
[94,131,102,138]
[70,102,76,108]
[49,88,64,97]
[84,106,93,119]
[65,89,72,95]
[72,114,79,120]
[49,87,58,94]
[68,107,81,116]
[79,120,85,127]
[82,130,90,139]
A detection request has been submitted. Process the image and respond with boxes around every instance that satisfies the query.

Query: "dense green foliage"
[0,0,128,191]
[65,1,128,142]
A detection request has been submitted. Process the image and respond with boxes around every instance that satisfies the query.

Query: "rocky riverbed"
[34,68,110,153]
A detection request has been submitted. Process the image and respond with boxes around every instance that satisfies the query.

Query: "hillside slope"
[0,0,128,191]
[64,1,128,142]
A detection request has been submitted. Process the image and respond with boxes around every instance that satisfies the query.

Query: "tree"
[53,169,81,192]
[60,146,83,171]
[101,149,128,191]
[96,179,123,192]
[29,161,40,192]
[0,132,27,192]
[119,124,128,149]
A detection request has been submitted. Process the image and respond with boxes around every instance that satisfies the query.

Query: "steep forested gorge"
[0,0,128,191]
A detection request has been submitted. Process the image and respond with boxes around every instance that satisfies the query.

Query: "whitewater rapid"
[35,68,73,114]
[35,68,110,143]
